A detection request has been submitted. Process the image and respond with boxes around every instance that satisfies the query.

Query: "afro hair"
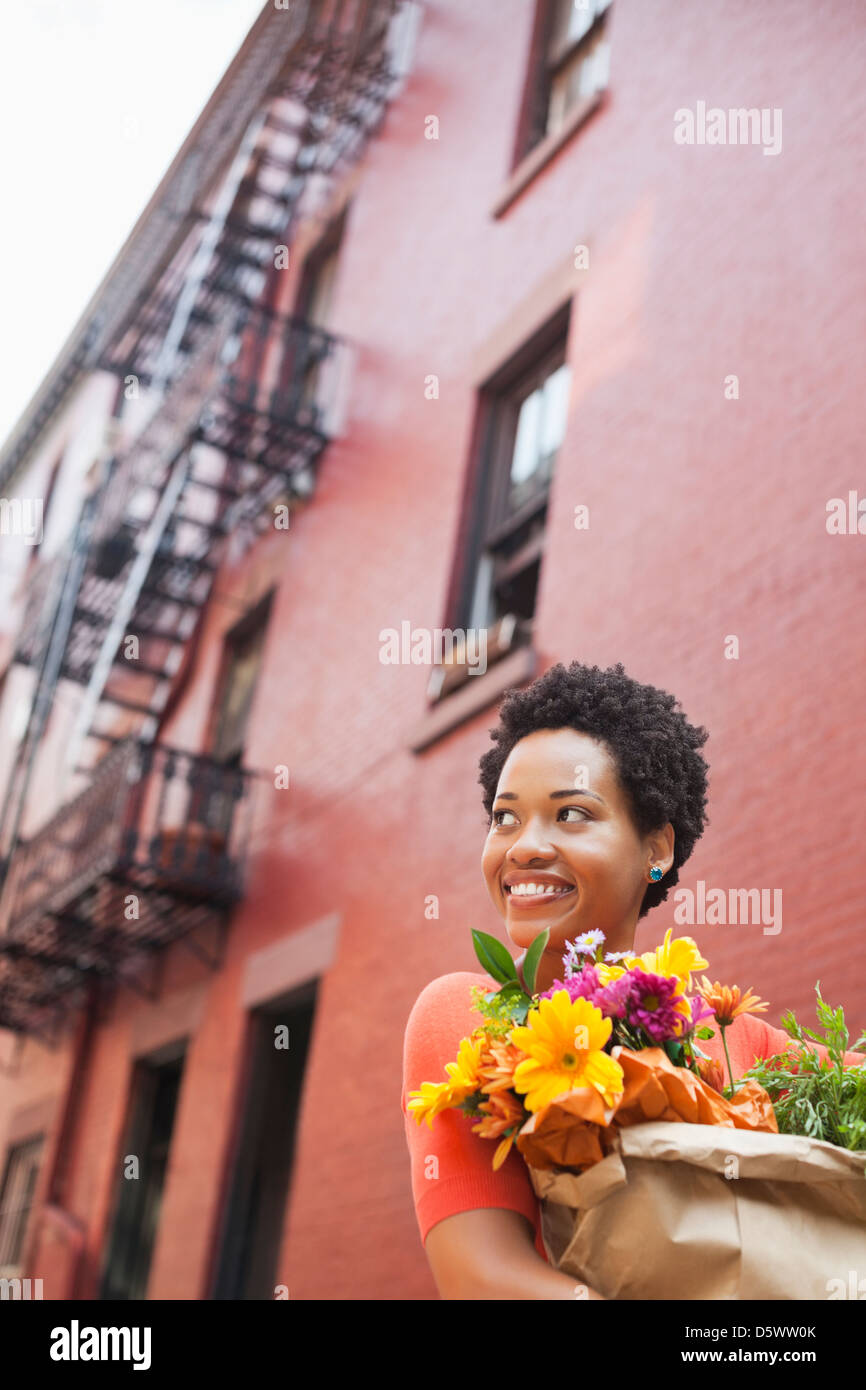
[478,660,710,918]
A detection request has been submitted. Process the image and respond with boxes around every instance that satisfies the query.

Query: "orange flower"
[471,1090,527,1169]
[477,1038,523,1094]
[696,977,768,1027]
[695,1055,727,1094]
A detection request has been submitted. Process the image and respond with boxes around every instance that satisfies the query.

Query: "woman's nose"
[507,825,557,861]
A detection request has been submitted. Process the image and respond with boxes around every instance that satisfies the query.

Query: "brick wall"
[0,0,863,1300]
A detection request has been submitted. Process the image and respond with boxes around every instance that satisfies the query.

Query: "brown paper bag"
[527,1121,866,1300]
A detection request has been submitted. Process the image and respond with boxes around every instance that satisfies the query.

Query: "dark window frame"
[208,978,319,1300]
[98,1045,186,1301]
[205,589,275,768]
[514,0,612,165]
[294,204,349,328]
[0,1134,44,1272]
[288,205,349,424]
[451,302,572,647]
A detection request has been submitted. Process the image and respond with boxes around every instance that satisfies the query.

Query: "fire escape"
[0,0,409,1041]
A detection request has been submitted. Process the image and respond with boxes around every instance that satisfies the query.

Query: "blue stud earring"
[649,865,663,882]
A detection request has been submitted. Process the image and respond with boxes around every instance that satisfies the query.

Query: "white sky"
[0,0,267,448]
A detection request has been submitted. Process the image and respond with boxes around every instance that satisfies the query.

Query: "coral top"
[401,970,865,1261]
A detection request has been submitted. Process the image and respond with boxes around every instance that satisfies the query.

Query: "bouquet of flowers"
[408,928,866,1299]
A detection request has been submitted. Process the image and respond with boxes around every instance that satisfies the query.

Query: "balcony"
[194,306,351,515]
[0,739,257,1037]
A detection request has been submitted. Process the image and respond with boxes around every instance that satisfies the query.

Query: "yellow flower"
[595,961,627,986]
[508,992,624,1113]
[627,927,709,990]
[406,1080,456,1129]
[406,1034,486,1128]
[446,1033,486,1094]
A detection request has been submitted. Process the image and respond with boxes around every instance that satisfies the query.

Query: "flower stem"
[720,1023,738,1093]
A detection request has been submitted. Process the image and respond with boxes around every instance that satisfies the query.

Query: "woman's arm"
[424,1207,607,1300]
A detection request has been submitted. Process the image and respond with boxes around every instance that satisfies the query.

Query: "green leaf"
[696,1026,715,1040]
[471,929,518,985]
[497,979,528,999]
[522,928,550,995]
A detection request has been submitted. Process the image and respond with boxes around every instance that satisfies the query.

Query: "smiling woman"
[401,659,713,1299]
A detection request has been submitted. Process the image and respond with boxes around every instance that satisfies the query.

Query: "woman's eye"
[491,806,588,826]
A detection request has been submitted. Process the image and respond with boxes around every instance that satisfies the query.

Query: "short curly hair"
[478,660,710,918]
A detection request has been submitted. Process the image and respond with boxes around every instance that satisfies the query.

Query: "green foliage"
[740,986,866,1152]
[457,1092,486,1119]
[469,982,532,1033]
[471,929,518,984]
[523,928,550,995]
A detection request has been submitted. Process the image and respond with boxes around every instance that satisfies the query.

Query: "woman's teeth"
[506,884,572,897]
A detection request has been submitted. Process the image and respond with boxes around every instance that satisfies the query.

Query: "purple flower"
[539,964,600,1003]
[626,969,687,1044]
[689,993,716,1028]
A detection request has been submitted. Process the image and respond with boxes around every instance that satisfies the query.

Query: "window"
[292,209,347,420]
[436,308,572,701]
[193,592,272,837]
[210,980,318,1299]
[208,592,273,768]
[297,239,340,330]
[383,0,424,96]
[99,1047,185,1300]
[520,0,612,158]
[0,1136,43,1274]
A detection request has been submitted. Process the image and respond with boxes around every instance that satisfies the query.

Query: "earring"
[649,865,663,882]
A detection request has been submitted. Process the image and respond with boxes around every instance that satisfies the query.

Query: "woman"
[401,660,862,1300]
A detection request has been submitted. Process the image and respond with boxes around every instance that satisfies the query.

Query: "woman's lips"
[505,887,577,910]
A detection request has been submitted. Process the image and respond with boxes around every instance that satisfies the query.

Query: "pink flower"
[593,973,637,1019]
[626,969,687,1044]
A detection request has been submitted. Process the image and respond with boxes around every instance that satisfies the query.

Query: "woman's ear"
[647,821,675,875]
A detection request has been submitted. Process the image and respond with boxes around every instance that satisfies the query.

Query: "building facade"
[0,0,863,1300]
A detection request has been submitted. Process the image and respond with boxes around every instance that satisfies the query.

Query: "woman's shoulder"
[402,971,494,1077]
[408,969,494,1015]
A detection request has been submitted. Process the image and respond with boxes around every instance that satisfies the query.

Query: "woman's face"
[481,727,674,966]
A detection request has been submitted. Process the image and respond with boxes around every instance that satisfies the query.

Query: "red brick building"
[0,0,863,1301]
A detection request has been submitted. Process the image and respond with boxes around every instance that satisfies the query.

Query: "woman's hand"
[424,1206,608,1299]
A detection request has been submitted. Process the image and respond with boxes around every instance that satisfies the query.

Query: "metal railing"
[1,739,256,935]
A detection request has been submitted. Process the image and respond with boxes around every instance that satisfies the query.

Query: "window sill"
[408,644,538,753]
[491,89,605,220]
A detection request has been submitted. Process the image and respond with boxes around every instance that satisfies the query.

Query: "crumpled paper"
[515,1045,777,1171]
[526,1122,866,1300]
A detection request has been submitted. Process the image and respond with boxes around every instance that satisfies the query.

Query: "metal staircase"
[0,0,411,1040]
